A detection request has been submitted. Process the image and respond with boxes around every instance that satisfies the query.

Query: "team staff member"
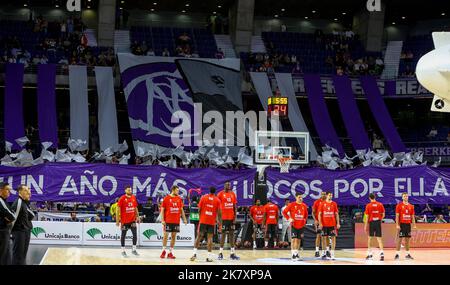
[160,185,187,259]
[312,192,326,257]
[395,192,416,260]
[364,193,385,261]
[11,185,34,265]
[263,199,279,248]
[190,187,221,262]
[249,199,264,249]
[282,193,308,261]
[0,182,15,265]
[116,186,140,257]
[318,192,340,260]
[217,182,239,260]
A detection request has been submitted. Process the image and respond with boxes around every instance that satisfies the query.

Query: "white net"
[278,157,292,173]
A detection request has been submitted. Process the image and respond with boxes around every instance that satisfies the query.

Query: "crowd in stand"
[130,32,225,59]
[400,50,416,77]
[247,29,384,76]
[0,16,115,70]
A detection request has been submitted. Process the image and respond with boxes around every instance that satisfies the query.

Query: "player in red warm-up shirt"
[190,187,221,262]
[250,199,265,249]
[395,192,416,260]
[364,193,385,261]
[116,185,139,257]
[217,181,240,260]
[263,199,280,248]
[312,191,326,257]
[282,193,308,261]
[318,192,340,260]
[160,185,187,259]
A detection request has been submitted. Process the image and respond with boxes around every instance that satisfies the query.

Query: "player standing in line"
[249,199,265,249]
[263,199,280,248]
[364,193,385,261]
[318,192,340,260]
[116,186,140,257]
[217,181,240,260]
[190,187,221,262]
[312,191,327,257]
[160,185,187,259]
[282,193,308,261]
[395,192,416,260]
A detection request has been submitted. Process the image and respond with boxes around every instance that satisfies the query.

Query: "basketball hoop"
[277,156,292,173]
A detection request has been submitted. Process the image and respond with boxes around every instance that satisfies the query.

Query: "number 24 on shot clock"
[267,96,288,117]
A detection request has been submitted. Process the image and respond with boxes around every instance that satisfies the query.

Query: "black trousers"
[12,230,31,265]
[0,229,11,265]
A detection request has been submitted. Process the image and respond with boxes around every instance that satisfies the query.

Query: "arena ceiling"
[8,0,450,24]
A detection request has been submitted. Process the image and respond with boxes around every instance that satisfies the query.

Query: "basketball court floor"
[39,247,450,265]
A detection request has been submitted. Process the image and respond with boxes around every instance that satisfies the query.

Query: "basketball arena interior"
[0,0,450,269]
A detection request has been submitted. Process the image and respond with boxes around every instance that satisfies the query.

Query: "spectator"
[162,48,170,57]
[177,32,191,46]
[345,30,355,39]
[433,214,447,223]
[427,126,438,138]
[110,198,119,221]
[60,21,67,38]
[142,198,156,223]
[291,54,297,64]
[215,48,225,59]
[402,65,415,77]
[372,135,384,150]
[67,212,79,222]
[291,62,302,75]
[94,214,102,222]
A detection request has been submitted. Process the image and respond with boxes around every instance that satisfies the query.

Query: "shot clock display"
[267,96,288,117]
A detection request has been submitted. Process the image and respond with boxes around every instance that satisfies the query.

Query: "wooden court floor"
[40,247,450,265]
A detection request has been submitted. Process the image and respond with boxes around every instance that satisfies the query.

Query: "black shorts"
[291,227,304,239]
[265,224,278,237]
[321,226,336,237]
[221,220,235,232]
[165,223,180,233]
[315,226,322,235]
[121,222,136,231]
[368,220,382,237]
[199,224,215,234]
[253,223,263,231]
[399,223,411,238]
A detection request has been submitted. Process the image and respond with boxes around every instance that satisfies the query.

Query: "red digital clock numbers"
[267,96,288,117]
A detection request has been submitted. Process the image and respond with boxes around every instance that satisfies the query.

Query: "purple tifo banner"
[37,64,58,147]
[118,54,197,151]
[266,166,450,206]
[0,163,256,205]
[4,63,25,150]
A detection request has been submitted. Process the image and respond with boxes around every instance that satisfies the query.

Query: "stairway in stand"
[251,35,267,53]
[214,34,237,58]
[114,30,131,53]
[381,41,403,79]
[84,29,98,47]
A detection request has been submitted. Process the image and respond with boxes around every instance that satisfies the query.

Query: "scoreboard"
[267,96,288,117]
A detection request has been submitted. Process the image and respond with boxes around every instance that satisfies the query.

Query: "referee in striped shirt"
[0,182,15,265]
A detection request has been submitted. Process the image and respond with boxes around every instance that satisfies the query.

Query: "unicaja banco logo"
[87,228,103,239]
[367,0,381,12]
[31,227,46,237]
[143,229,158,240]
